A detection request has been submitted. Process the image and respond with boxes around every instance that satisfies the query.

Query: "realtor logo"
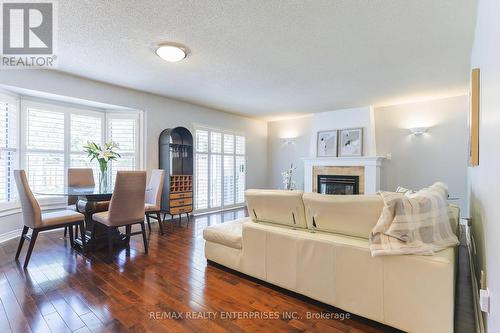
[1,1,57,68]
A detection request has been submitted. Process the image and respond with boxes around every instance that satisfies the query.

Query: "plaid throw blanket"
[369,182,459,256]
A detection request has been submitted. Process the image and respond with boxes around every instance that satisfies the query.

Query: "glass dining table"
[35,186,126,251]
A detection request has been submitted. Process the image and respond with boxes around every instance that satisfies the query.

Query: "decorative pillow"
[395,186,414,194]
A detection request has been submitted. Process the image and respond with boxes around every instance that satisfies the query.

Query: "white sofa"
[203,190,459,333]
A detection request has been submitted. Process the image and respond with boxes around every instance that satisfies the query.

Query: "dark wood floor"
[0,208,472,332]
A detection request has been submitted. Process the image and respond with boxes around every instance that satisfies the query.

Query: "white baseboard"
[0,227,63,244]
[0,228,23,243]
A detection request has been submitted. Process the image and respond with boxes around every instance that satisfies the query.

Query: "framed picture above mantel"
[316,127,363,158]
[317,130,338,157]
[339,128,363,157]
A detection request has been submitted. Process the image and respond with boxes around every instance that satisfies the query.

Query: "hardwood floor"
[0,208,466,332]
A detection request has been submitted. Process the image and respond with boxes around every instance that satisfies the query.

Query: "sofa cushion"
[449,204,460,235]
[203,217,248,249]
[245,189,307,228]
[303,193,384,239]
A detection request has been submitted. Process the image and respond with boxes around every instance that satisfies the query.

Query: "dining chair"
[14,170,86,269]
[65,168,95,237]
[91,171,147,261]
[145,169,165,235]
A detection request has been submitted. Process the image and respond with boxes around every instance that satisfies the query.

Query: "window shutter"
[235,135,246,204]
[70,113,103,184]
[27,109,65,150]
[223,155,234,205]
[26,108,65,192]
[235,135,245,155]
[195,153,208,210]
[196,130,209,153]
[70,114,102,151]
[210,154,222,207]
[0,95,18,202]
[235,155,245,204]
[210,132,221,153]
[108,116,138,186]
[223,134,234,154]
[194,128,245,212]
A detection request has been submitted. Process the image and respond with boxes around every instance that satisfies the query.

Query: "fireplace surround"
[303,156,384,194]
[317,175,360,195]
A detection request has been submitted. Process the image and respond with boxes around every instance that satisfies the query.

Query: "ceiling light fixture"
[156,43,188,62]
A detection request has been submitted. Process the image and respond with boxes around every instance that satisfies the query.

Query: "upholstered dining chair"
[91,171,147,261]
[65,168,95,237]
[14,170,86,269]
[145,169,165,234]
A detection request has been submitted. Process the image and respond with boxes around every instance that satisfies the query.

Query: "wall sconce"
[409,127,429,136]
[283,138,296,145]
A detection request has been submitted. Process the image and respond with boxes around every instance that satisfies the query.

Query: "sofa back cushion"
[303,193,384,239]
[245,189,307,228]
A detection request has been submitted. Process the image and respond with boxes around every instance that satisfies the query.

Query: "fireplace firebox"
[317,175,359,195]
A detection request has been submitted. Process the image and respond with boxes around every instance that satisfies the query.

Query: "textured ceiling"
[54,0,477,118]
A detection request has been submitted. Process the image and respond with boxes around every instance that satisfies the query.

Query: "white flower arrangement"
[83,141,121,189]
[281,163,297,190]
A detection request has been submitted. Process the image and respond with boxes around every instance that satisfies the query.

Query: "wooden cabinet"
[170,197,193,208]
[159,127,194,219]
[170,205,192,215]
[170,192,192,199]
[169,174,193,215]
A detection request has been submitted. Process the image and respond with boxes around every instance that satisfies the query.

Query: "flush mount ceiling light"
[156,43,188,62]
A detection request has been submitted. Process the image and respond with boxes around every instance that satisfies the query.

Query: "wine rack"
[159,127,194,222]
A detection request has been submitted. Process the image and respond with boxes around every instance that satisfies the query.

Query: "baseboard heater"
[466,223,485,333]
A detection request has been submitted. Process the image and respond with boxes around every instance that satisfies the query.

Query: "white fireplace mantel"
[303,156,385,194]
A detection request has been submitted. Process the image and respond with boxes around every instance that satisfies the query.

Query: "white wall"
[267,116,312,189]
[0,70,268,239]
[267,107,377,190]
[267,98,469,215]
[309,107,376,156]
[469,0,500,330]
[375,96,469,214]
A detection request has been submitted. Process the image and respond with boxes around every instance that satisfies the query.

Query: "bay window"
[0,92,143,211]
